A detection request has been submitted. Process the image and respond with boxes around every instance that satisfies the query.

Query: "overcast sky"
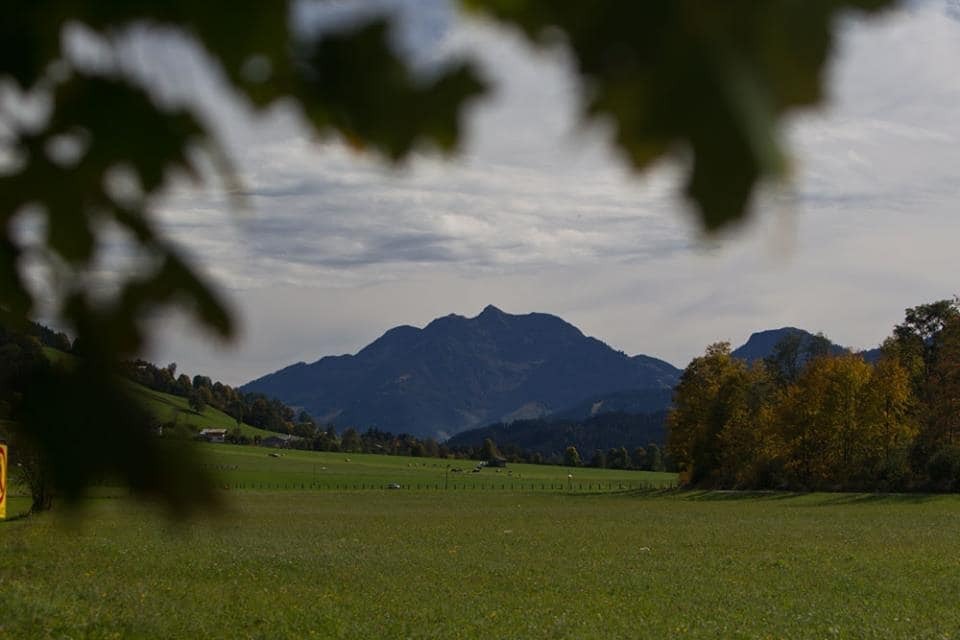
[133,0,960,386]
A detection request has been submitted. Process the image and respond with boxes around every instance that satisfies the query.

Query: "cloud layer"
[132,0,960,386]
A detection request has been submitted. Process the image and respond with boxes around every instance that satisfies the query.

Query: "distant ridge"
[445,410,669,457]
[732,327,881,364]
[242,313,888,439]
[242,305,680,439]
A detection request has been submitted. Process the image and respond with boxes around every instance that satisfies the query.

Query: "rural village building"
[198,428,227,443]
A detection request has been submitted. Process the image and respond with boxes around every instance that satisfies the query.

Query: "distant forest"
[669,299,960,492]
[447,411,669,470]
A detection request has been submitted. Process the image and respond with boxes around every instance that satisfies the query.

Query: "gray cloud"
[132,0,960,385]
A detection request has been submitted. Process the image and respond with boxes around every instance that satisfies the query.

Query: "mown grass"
[197,444,676,491]
[3,486,960,639]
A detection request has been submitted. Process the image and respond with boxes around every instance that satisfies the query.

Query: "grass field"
[3,447,960,639]
[195,444,676,492]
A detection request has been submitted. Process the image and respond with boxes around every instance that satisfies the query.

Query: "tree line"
[557,443,667,472]
[448,412,671,471]
[668,299,960,492]
[120,359,297,435]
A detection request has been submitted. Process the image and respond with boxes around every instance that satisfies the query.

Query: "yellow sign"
[0,443,7,519]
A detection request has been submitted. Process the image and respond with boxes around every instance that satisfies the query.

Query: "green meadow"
[196,444,676,491]
[3,446,960,639]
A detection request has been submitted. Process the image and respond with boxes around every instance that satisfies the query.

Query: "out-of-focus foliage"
[466,0,894,229]
[0,324,219,513]
[0,0,896,509]
[0,1,484,511]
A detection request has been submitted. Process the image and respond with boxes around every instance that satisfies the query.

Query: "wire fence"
[214,480,678,492]
[5,479,678,500]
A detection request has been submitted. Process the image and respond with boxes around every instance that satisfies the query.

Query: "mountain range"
[242,307,880,439]
[242,305,679,438]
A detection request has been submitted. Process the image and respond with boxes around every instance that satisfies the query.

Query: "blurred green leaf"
[466,0,895,229]
[69,1,294,107]
[50,74,207,192]
[295,19,487,158]
[18,358,220,514]
[0,2,492,512]
[0,238,32,327]
[0,2,60,89]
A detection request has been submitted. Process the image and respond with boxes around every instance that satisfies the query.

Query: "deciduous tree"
[667,343,747,485]
[481,437,501,461]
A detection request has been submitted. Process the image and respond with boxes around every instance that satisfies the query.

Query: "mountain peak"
[746,327,803,340]
[732,328,810,363]
[732,327,849,363]
[477,304,506,318]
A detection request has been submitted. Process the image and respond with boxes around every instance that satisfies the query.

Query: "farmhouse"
[198,428,227,443]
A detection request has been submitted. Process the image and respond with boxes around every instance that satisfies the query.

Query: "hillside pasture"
[131,386,276,439]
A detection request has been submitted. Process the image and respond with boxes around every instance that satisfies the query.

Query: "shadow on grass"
[0,510,32,523]
[679,490,807,502]
[612,488,949,506]
[563,487,682,499]
[801,492,945,506]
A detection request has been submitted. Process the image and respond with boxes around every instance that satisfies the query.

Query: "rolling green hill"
[41,347,276,439]
[131,385,276,439]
